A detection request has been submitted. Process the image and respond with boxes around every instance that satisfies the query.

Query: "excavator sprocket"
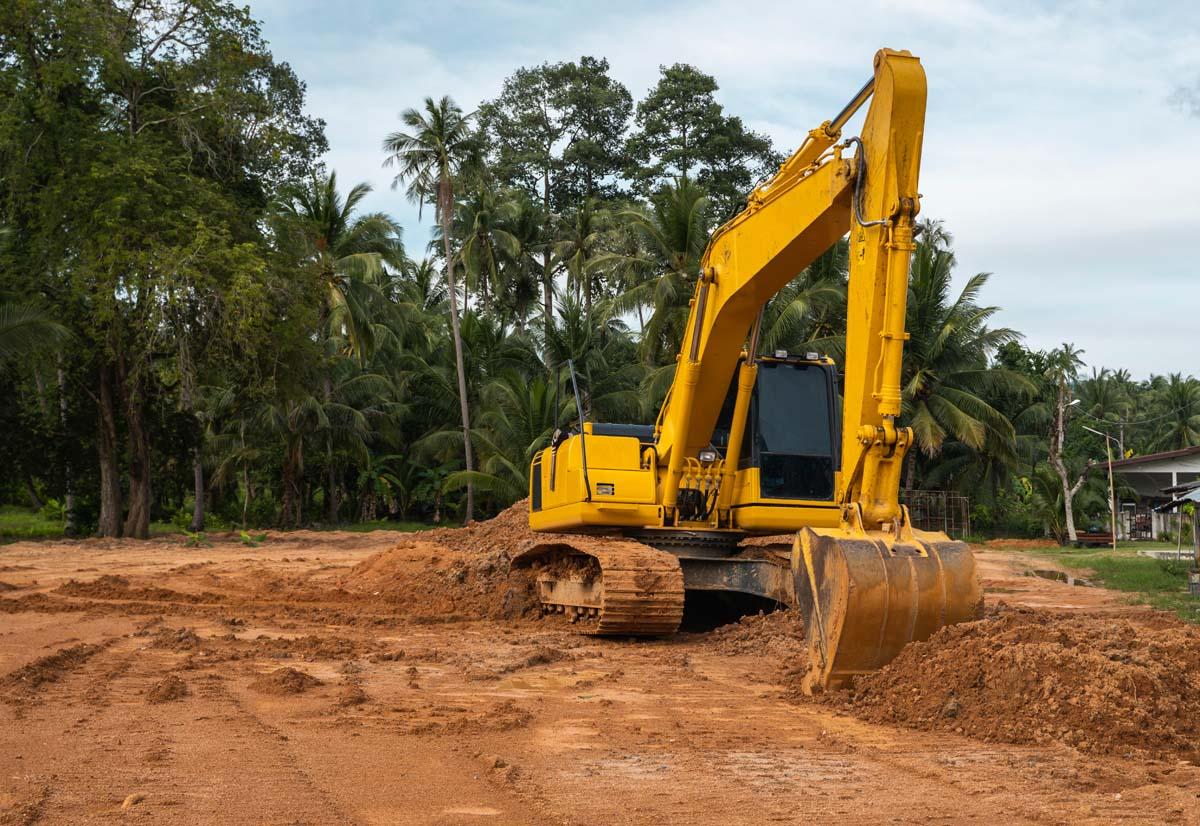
[794,525,982,694]
[511,536,684,636]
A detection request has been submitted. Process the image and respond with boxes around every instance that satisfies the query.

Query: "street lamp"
[1082,424,1118,552]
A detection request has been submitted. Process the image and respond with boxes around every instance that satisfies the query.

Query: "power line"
[1075,403,1195,429]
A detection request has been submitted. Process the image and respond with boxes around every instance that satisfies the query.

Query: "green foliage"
[183,530,212,549]
[0,505,65,539]
[625,63,779,219]
[0,10,1193,540]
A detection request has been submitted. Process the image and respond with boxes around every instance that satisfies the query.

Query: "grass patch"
[0,505,65,539]
[1018,542,1200,623]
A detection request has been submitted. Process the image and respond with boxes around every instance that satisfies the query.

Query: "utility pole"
[1083,425,1118,551]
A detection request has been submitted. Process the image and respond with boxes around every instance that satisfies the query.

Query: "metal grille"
[901,489,971,538]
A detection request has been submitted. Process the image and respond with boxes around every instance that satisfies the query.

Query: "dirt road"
[1,526,1197,825]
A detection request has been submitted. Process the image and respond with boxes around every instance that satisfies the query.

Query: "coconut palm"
[1152,373,1200,451]
[275,171,405,366]
[447,183,520,315]
[0,303,72,363]
[383,95,479,521]
[901,221,1032,474]
[495,193,545,332]
[553,198,608,319]
[441,371,564,507]
[602,177,711,366]
[760,239,849,362]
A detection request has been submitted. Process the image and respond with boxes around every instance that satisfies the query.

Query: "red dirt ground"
[1,514,1197,825]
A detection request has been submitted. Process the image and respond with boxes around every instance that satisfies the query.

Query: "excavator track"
[511,536,684,636]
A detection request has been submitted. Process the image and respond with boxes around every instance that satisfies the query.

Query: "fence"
[900,489,971,539]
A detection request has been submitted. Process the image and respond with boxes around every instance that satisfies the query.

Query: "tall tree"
[0,0,325,537]
[1045,343,1089,544]
[901,221,1029,474]
[625,64,779,219]
[479,57,632,352]
[275,171,404,523]
[383,95,479,522]
[603,178,711,367]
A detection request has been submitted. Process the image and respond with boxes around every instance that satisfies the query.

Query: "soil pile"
[707,610,807,661]
[147,674,189,703]
[341,500,538,621]
[833,605,1200,760]
[2,643,104,694]
[423,499,538,557]
[250,667,323,696]
[980,538,1057,550]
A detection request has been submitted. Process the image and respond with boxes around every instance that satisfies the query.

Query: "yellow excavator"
[515,49,982,693]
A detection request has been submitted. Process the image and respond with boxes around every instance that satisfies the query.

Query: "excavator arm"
[655,48,980,691]
[655,48,926,530]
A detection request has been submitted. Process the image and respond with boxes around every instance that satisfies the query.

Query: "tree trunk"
[281,433,305,529]
[190,451,204,532]
[442,179,475,524]
[23,474,43,511]
[177,342,205,533]
[122,389,152,539]
[904,450,918,492]
[57,366,76,536]
[1048,379,1087,544]
[542,171,554,371]
[241,460,252,529]
[324,376,338,524]
[97,364,123,537]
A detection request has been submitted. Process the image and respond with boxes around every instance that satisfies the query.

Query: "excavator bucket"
[793,525,982,694]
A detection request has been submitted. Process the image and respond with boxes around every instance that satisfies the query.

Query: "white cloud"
[251,0,1200,376]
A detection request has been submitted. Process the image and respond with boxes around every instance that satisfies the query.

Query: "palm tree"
[497,194,547,333]
[553,199,608,319]
[760,240,849,362]
[275,171,405,366]
[441,371,564,507]
[900,221,1032,481]
[275,171,404,521]
[383,95,479,522]
[1152,373,1200,451]
[449,182,520,315]
[0,303,72,362]
[602,178,711,366]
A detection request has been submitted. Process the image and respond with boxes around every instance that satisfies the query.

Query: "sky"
[250,0,1200,378]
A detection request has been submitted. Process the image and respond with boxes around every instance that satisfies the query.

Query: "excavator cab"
[712,355,840,504]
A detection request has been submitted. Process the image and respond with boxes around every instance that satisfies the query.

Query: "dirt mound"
[2,643,105,694]
[707,610,807,661]
[980,538,1058,550]
[147,627,205,651]
[147,674,189,703]
[56,575,222,604]
[341,501,538,621]
[422,499,537,556]
[830,605,1200,760]
[337,684,369,707]
[250,667,323,696]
